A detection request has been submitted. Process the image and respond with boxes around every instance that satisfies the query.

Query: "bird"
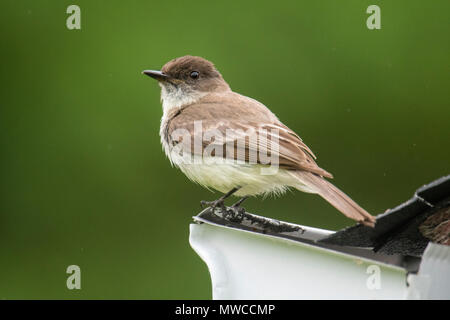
[142,55,376,227]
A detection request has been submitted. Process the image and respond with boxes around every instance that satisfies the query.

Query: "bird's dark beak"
[142,70,169,81]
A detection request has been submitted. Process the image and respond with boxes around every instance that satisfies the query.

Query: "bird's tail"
[290,171,376,227]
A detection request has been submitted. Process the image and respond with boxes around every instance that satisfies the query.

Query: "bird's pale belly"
[172,154,297,197]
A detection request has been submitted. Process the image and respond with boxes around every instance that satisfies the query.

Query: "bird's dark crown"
[161,55,222,82]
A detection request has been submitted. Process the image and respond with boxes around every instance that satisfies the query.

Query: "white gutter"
[189,212,450,300]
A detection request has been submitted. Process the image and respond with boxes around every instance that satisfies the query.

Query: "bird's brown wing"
[164,92,333,178]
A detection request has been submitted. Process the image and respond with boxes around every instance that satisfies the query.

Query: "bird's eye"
[190,71,199,79]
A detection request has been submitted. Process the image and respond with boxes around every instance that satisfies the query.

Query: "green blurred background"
[0,0,448,299]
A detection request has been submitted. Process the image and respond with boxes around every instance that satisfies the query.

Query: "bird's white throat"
[159,82,206,115]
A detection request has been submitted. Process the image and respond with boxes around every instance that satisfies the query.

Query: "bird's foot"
[223,196,248,222]
[224,206,245,222]
[200,187,242,214]
[200,198,227,213]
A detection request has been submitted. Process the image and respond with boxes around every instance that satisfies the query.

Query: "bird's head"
[143,56,230,111]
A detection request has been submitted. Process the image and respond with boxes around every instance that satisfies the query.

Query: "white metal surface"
[190,222,409,299]
[406,243,450,299]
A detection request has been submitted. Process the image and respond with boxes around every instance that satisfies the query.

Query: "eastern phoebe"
[143,55,375,227]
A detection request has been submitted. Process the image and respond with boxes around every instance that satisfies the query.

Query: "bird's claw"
[231,204,245,216]
[200,199,226,212]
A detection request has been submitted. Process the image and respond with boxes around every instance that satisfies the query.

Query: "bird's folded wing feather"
[164,93,333,178]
